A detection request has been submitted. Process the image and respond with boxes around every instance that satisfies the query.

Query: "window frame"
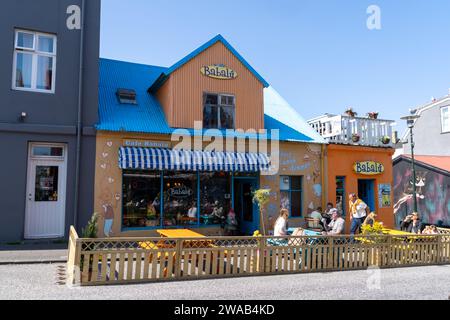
[280,175,303,218]
[441,106,450,133]
[203,92,236,129]
[336,176,346,216]
[12,29,57,94]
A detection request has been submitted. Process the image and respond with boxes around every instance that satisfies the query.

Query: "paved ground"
[0,243,67,264]
[0,263,449,300]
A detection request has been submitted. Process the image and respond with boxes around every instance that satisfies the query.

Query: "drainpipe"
[321,144,326,209]
[73,0,86,231]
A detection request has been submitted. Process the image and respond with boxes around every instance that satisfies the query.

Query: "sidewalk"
[0,242,68,265]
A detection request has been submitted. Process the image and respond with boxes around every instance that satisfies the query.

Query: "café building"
[95,35,326,237]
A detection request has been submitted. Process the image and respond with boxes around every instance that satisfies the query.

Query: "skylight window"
[116,88,137,104]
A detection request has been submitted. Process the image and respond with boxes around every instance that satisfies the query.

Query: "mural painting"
[394,161,450,227]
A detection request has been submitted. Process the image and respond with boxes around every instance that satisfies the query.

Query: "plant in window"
[367,111,379,119]
[252,189,271,236]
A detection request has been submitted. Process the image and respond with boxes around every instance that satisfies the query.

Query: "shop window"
[203,93,235,129]
[441,106,449,133]
[199,172,232,225]
[163,172,198,227]
[280,176,303,217]
[13,30,57,93]
[122,170,161,228]
[336,176,346,216]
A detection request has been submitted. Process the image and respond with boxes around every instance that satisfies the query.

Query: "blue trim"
[150,34,269,93]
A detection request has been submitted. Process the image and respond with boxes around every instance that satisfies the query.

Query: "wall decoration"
[354,161,384,175]
[393,161,450,227]
[200,64,238,80]
[102,152,109,158]
[378,184,391,208]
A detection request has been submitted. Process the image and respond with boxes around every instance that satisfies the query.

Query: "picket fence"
[66,226,450,286]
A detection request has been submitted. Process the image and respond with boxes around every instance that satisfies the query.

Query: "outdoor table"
[157,229,206,238]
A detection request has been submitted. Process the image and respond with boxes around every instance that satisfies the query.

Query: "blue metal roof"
[149,34,269,92]
[97,58,323,143]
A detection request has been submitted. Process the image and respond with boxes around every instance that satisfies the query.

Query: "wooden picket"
[66,229,450,286]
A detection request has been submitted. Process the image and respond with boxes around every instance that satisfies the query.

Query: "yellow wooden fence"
[66,226,450,286]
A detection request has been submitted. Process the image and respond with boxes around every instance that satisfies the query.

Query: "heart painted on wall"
[102,152,109,158]
[100,163,107,170]
[108,177,114,184]
[106,141,113,147]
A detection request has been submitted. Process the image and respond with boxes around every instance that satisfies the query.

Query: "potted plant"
[80,213,99,281]
[252,189,271,236]
[345,107,357,117]
[380,135,391,145]
[351,133,361,143]
[368,111,379,119]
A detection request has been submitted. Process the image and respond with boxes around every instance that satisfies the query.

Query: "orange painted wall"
[326,144,395,229]
[156,41,264,130]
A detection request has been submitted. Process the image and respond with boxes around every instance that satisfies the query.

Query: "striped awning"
[118,147,270,172]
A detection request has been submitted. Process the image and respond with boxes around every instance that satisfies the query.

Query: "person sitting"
[187,202,197,219]
[323,209,345,235]
[400,215,413,231]
[307,207,325,230]
[423,225,438,235]
[274,208,289,237]
[225,208,238,236]
[406,212,422,234]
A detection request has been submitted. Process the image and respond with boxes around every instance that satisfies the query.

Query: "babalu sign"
[201,64,237,80]
[354,161,384,175]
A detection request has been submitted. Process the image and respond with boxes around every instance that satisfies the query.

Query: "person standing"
[349,193,369,235]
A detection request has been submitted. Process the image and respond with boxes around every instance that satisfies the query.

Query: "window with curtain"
[203,93,235,129]
[13,30,57,93]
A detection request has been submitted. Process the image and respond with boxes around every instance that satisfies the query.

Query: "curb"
[0,258,67,265]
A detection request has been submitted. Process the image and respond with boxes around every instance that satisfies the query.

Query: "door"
[234,178,259,235]
[357,179,375,213]
[24,143,67,239]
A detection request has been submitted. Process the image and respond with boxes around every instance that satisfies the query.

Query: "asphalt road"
[0,263,449,300]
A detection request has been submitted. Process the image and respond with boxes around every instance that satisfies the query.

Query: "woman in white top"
[274,208,289,237]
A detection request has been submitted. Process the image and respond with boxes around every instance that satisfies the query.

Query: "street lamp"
[400,112,421,213]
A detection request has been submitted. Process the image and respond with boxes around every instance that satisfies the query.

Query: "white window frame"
[441,106,450,133]
[30,143,65,161]
[12,29,57,94]
[203,92,236,129]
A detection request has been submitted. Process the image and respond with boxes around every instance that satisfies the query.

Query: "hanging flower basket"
[345,107,357,117]
[368,112,379,119]
[380,135,391,145]
[351,133,361,143]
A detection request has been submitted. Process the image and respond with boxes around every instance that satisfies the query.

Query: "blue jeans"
[350,217,365,235]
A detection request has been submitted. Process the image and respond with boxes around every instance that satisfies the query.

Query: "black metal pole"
[410,126,418,213]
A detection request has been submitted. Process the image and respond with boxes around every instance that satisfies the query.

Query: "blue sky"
[100,0,450,133]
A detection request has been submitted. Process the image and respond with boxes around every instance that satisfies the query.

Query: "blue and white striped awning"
[118,147,270,172]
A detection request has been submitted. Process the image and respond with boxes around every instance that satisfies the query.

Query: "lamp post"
[400,113,420,213]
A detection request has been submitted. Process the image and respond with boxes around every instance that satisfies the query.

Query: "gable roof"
[97,58,324,144]
[401,95,450,140]
[394,154,450,175]
[149,34,269,92]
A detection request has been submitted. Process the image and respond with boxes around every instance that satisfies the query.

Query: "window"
[336,177,346,216]
[32,146,63,157]
[13,30,57,93]
[35,166,59,202]
[441,106,449,133]
[200,172,231,225]
[116,88,137,104]
[122,171,161,228]
[203,93,235,129]
[280,176,303,217]
[163,172,198,227]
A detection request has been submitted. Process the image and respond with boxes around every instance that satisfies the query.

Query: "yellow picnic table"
[157,229,206,238]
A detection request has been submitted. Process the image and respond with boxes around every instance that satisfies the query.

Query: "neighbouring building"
[400,94,450,156]
[95,35,326,237]
[0,0,100,241]
[393,155,450,227]
[393,94,450,227]
[308,113,396,229]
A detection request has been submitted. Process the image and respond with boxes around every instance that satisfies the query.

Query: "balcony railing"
[308,115,395,147]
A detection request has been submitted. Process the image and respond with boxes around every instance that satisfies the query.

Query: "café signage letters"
[353,161,384,175]
[201,64,237,80]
